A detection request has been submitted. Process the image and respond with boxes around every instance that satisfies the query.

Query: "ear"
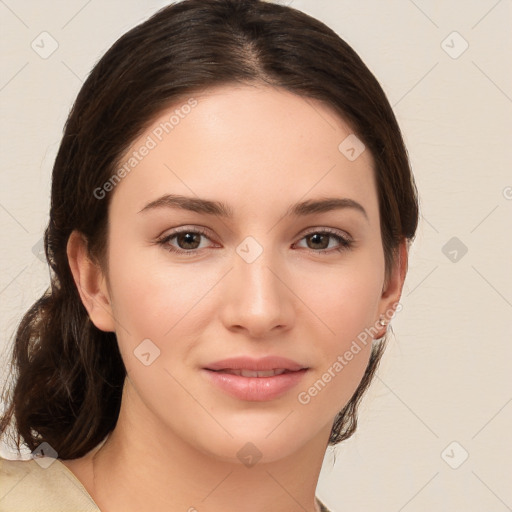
[66,230,116,332]
[375,239,409,337]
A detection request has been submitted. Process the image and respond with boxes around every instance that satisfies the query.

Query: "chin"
[186,417,314,466]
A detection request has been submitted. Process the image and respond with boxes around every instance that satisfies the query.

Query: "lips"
[202,356,309,401]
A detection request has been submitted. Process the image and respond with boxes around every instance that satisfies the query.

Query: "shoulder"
[316,497,333,512]
[0,456,100,511]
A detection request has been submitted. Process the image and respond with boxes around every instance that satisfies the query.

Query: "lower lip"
[202,369,308,401]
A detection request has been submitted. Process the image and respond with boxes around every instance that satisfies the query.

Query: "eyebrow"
[138,194,368,221]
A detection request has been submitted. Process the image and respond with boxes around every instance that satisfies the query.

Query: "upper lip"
[204,356,307,372]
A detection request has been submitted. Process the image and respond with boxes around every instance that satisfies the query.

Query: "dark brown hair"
[0,0,418,459]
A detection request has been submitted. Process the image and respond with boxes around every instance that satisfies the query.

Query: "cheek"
[107,243,208,337]
[300,254,384,341]
[105,250,210,421]
[295,278,377,424]
[293,255,384,415]
[105,241,225,389]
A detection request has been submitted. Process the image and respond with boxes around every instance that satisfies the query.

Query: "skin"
[64,84,407,512]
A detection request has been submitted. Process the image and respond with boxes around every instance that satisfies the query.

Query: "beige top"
[0,453,331,512]
[0,455,101,511]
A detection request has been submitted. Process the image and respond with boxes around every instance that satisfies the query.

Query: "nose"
[219,241,295,339]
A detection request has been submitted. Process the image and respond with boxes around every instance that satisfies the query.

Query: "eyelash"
[156,226,353,257]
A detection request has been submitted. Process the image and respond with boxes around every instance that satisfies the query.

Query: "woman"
[0,1,418,510]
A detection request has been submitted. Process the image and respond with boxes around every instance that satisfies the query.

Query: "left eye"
[295,231,352,252]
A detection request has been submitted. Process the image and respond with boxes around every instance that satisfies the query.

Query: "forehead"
[108,84,378,222]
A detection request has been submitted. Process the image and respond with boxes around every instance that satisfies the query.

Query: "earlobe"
[66,230,116,332]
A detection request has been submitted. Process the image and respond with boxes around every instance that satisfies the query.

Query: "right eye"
[157,227,216,256]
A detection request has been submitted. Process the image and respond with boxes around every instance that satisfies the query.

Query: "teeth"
[222,369,289,377]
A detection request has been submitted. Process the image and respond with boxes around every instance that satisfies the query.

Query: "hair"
[0,0,418,460]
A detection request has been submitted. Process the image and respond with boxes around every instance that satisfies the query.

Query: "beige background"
[1,1,511,510]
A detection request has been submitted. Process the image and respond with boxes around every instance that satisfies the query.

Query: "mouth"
[202,356,309,401]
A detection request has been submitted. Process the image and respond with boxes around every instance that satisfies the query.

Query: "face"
[81,84,403,464]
